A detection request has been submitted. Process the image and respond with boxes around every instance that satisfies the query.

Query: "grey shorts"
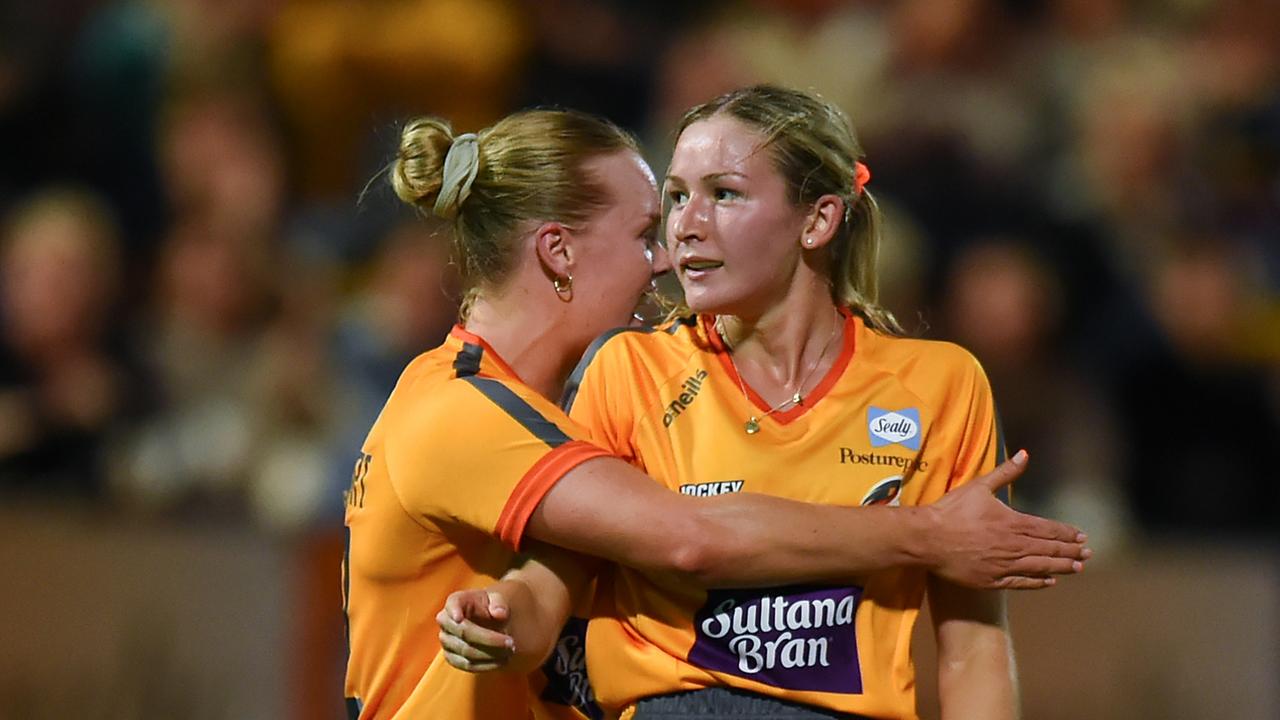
[631,687,870,719]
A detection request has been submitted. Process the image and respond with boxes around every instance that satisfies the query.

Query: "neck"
[718,280,844,401]
[463,293,581,402]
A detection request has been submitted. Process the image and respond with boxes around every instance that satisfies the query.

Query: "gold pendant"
[745,417,760,435]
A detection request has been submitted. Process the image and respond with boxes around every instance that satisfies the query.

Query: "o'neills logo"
[662,369,709,427]
[839,448,928,472]
[687,585,863,694]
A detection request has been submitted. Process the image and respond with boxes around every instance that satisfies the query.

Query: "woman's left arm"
[929,575,1019,720]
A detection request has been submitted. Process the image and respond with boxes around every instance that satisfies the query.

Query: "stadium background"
[0,0,1276,717]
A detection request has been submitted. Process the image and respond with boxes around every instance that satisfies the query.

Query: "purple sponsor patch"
[687,584,863,694]
[539,616,604,720]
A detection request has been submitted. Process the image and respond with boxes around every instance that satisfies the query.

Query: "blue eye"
[667,190,688,205]
[714,188,740,201]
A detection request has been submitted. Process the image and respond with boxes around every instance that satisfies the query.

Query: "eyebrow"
[664,171,749,184]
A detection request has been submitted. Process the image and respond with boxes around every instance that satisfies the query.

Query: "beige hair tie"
[433,133,480,219]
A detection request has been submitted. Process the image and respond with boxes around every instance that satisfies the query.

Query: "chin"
[685,290,748,318]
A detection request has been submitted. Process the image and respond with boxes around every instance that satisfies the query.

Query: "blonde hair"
[677,85,903,335]
[391,110,639,318]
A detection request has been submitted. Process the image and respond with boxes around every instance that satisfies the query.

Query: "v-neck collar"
[703,307,859,426]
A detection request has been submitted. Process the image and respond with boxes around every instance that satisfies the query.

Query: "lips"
[679,256,724,279]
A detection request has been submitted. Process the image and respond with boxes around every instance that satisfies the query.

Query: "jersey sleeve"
[945,350,1007,497]
[385,377,610,551]
[560,329,645,459]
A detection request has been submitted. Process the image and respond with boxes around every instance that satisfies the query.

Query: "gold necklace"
[716,312,843,435]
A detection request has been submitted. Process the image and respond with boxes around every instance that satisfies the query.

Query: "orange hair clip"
[854,161,871,196]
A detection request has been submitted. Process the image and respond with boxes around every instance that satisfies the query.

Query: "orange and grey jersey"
[562,311,1004,720]
[342,326,610,720]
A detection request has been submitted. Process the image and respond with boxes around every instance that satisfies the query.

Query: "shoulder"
[858,328,989,401]
[561,316,705,409]
[590,315,702,361]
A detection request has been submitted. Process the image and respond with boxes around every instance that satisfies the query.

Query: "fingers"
[973,450,1029,492]
[1018,537,1092,562]
[445,589,510,625]
[436,609,516,652]
[444,590,481,623]
[1017,513,1088,544]
[484,590,509,623]
[994,576,1057,590]
[439,627,508,663]
[1008,555,1084,577]
[441,649,507,673]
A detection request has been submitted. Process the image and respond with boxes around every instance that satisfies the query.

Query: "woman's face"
[665,115,808,318]
[568,149,667,335]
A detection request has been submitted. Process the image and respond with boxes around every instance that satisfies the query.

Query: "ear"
[800,194,845,250]
[532,221,575,280]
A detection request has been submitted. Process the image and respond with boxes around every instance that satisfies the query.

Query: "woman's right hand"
[924,450,1093,589]
[436,588,518,672]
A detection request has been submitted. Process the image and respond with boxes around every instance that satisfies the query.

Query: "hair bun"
[391,117,455,210]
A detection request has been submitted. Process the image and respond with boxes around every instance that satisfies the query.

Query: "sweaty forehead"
[670,116,770,177]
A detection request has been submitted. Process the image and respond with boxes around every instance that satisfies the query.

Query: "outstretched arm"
[439,451,1089,672]
[528,449,1086,589]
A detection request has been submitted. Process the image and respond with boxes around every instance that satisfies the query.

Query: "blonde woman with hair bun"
[343,104,1089,719]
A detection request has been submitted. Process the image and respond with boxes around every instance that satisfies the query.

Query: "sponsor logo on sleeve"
[868,407,921,451]
[539,616,604,720]
[687,585,863,694]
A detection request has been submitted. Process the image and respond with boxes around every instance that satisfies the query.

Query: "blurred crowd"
[1,0,1276,545]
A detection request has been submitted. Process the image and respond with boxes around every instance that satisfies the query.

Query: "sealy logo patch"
[688,585,863,694]
[680,480,744,497]
[868,407,921,451]
[663,369,710,427]
[860,475,903,506]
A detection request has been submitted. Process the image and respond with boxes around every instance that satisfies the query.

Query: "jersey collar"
[446,325,525,383]
[702,307,859,426]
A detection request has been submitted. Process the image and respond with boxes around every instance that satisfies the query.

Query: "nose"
[669,194,708,246]
[647,243,672,276]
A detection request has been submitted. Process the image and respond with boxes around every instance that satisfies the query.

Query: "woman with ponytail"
[442,86,1041,720]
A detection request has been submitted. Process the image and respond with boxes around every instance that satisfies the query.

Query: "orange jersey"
[342,326,611,720]
[563,311,1004,720]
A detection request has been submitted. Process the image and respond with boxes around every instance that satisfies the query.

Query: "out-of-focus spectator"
[158,83,287,249]
[267,0,530,200]
[111,74,363,532]
[940,239,1130,550]
[0,189,139,500]
[518,0,686,133]
[1114,239,1280,536]
[650,0,889,141]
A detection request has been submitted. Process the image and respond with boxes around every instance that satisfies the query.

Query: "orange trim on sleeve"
[495,440,612,551]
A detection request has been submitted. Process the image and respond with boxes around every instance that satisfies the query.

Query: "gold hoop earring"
[553,273,573,301]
